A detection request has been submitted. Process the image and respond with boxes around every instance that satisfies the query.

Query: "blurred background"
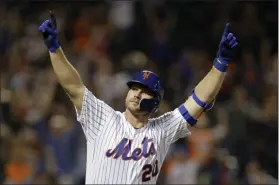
[0,1,278,184]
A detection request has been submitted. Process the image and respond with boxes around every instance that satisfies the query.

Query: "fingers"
[47,35,53,42]
[49,11,57,29]
[229,37,236,46]
[38,12,58,35]
[38,20,51,32]
[222,23,231,38]
[227,33,233,40]
[38,11,57,33]
[231,42,238,48]
[224,32,239,49]
[38,21,55,34]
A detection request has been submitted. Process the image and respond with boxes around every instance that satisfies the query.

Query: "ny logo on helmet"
[143,72,150,79]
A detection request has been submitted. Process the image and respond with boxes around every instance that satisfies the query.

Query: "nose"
[134,89,142,100]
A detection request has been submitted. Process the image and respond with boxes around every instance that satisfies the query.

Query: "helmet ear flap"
[139,95,161,113]
[139,98,155,112]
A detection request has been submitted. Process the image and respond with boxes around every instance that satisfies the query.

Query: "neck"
[124,109,149,129]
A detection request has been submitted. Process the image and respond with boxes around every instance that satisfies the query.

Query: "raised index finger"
[49,11,57,29]
[222,23,231,38]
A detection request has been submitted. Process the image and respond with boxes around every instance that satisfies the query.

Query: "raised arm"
[38,12,118,141]
[179,23,239,126]
[38,12,84,113]
[49,48,85,113]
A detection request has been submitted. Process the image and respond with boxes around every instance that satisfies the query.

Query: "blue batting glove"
[214,23,238,72]
[38,11,60,52]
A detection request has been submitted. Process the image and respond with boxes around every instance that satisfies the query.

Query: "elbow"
[63,83,84,98]
[206,93,216,102]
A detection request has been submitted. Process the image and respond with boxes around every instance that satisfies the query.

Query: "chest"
[99,125,162,161]
[106,136,157,161]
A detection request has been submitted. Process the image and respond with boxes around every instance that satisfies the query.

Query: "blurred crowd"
[0,1,278,185]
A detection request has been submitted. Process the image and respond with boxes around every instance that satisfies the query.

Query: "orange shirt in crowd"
[5,162,33,184]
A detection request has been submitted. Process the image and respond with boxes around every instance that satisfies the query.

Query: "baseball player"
[38,12,238,184]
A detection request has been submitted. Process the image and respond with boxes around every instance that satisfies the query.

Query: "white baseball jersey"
[75,87,191,184]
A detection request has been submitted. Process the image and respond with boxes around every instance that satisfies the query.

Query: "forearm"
[194,65,226,102]
[49,47,84,98]
[183,64,226,120]
[39,13,85,112]
[180,23,238,126]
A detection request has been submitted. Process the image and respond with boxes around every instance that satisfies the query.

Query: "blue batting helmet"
[127,70,164,113]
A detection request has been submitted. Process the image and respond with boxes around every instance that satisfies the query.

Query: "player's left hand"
[38,11,60,52]
[216,23,238,64]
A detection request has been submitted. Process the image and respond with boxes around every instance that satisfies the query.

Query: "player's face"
[125,84,154,113]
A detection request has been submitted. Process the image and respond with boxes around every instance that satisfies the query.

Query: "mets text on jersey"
[106,137,156,161]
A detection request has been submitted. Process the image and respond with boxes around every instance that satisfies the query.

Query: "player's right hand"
[38,11,60,52]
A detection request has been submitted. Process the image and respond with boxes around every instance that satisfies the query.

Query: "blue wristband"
[213,58,228,72]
